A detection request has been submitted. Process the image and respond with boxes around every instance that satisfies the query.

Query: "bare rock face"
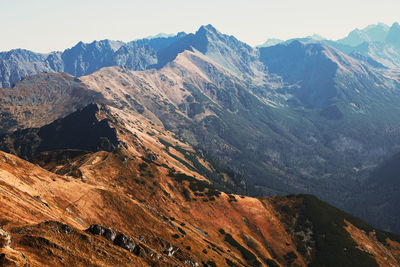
[0,34,186,88]
[86,225,106,236]
[85,224,200,265]
[86,225,116,242]
[0,49,59,88]
[61,40,125,77]
[113,233,137,253]
[86,225,143,258]
[0,228,11,248]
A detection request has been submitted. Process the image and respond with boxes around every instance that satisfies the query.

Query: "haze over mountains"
[1,22,400,266]
[2,22,400,85]
[259,22,400,70]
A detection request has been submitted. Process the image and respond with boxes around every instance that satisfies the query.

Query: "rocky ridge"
[0,108,399,266]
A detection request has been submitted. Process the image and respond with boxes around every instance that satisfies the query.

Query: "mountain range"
[1,23,400,266]
[259,22,400,70]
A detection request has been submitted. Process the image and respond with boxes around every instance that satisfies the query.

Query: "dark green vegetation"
[301,195,378,267]
[167,170,221,201]
[159,137,245,195]
[264,258,280,267]
[272,195,400,267]
[225,258,238,267]
[220,231,262,267]
[354,152,400,236]
[283,251,298,265]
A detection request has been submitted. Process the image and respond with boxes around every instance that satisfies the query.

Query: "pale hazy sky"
[1,0,399,53]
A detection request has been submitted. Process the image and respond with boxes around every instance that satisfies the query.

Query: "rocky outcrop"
[0,49,59,88]
[0,227,27,266]
[0,228,11,248]
[85,224,199,265]
[86,225,139,254]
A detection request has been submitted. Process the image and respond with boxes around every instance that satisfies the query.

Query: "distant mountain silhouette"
[0,33,186,87]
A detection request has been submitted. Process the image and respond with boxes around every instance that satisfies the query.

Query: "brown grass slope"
[0,104,399,266]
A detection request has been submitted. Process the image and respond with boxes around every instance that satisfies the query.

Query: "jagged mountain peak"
[264,39,368,70]
[259,40,382,108]
[196,24,219,35]
[1,48,40,56]
[63,39,124,55]
[391,21,400,28]
[346,22,400,69]
[153,24,259,77]
[263,40,341,63]
[337,28,370,47]
[365,22,390,31]
[74,40,85,48]
[0,48,46,62]
[92,39,124,50]
[337,22,392,47]
[386,22,400,46]
[194,24,252,50]
[61,39,125,76]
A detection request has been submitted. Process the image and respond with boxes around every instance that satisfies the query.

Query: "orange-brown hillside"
[0,104,400,266]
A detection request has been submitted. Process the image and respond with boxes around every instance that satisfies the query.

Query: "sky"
[0,0,399,53]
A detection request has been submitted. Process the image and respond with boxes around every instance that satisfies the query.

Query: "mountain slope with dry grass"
[2,47,400,235]
[0,104,399,266]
